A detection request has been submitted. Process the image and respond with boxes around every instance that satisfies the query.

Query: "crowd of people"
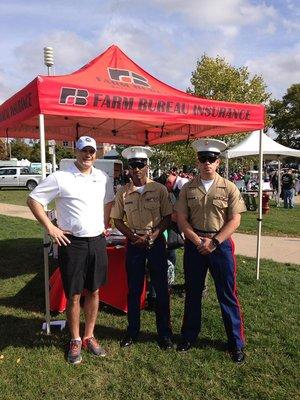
[228,167,299,209]
[30,135,300,367]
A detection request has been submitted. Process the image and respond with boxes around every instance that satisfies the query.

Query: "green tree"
[268,84,300,149]
[0,140,8,160]
[10,140,32,160]
[55,145,74,165]
[155,54,271,170]
[29,142,52,163]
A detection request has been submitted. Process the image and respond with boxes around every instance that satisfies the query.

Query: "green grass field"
[237,202,300,237]
[0,188,30,206]
[0,215,299,400]
[0,189,299,237]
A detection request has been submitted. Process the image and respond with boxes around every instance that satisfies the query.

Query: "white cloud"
[247,44,300,99]
[153,0,277,27]
[0,69,15,104]
[259,22,277,35]
[219,25,240,38]
[14,31,95,77]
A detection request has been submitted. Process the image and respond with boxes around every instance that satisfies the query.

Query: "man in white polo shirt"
[27,136,114,365]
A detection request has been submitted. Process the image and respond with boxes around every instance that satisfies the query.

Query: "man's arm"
[149,214,172,242]
[104,201,114,229]
[27,197,70,246]
[113,218,137,242]
[177,212,202,246]
[214,213,241,243]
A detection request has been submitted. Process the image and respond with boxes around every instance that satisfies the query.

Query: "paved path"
[0,203,35,221]
[233,232,300,265]
[0,202,299,265]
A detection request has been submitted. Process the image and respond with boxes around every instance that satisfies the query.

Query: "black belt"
[193,229,218,238]
[131,228,154,235]
[66,233,105,242]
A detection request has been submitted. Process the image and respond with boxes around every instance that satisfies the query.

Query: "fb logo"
[108,68,150,87]
[59,87,89,106]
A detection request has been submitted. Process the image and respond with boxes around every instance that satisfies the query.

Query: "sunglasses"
[128,161,147,170]
[198,156,219,164]
[81,148,96,155]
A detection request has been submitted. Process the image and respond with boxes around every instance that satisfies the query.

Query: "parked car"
[0,166,43,190]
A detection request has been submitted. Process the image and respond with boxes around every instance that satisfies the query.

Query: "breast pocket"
[212,199,228,209]
[144,199,161,226]
[124,201,140,226]
[124,201,138,213]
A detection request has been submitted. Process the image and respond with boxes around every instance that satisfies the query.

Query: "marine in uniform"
[111,146,173,350]
[175,139,247,363]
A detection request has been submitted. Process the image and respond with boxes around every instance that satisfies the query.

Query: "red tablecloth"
[49,246,146,313]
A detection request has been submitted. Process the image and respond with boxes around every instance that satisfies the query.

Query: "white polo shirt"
[29,163,115,237]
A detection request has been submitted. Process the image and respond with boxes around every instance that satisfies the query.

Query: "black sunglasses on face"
[198,155,219,164]
[128,161,147,170]
[81,148,96,155]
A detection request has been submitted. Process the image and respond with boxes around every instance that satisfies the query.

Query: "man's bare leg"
[67,294,81,339]
[83,289,99,339]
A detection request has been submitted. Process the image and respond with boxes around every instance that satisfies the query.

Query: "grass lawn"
[0,190,299,237]
[237,202,300,237]
[0,215,299,400]
[0,188,30,206]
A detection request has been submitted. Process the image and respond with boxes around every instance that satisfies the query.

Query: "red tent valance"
[0,45,265,144]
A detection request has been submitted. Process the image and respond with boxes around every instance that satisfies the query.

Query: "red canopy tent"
[0,44,264,144]
[0,45,265,333]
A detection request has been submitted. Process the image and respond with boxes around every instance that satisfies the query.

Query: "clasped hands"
[131,230,159,248]
[196,237,217,255]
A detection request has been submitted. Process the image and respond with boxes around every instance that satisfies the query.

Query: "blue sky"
[0,0,299,103]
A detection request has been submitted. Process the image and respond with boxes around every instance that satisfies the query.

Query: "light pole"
[43,46,54,76]
[41,47,54,335]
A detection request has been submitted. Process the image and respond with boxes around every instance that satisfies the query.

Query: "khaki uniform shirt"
[175,173,246,232]
[111,178,173,230]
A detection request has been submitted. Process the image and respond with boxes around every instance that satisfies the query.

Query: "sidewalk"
[0,202,299,265]
[233,232,300,265]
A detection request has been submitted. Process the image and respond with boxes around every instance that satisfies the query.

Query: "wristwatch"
[211,237,220,248]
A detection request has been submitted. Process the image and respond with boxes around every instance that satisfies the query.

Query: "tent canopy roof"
[0,45,265,145]
[223,130,300,159]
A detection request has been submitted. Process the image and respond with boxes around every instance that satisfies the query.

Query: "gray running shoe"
[67,339,82,365]
[82,336,106,357]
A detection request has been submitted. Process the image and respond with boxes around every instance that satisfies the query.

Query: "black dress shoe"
[120,335,136,348]
[176,340,193,352]
[230,349,245,363]
[158,337,174,350]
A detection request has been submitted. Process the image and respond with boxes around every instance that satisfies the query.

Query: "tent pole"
[225,152,229,179]
[39,113,51,334]
[277,158,281,206]
[255,129,264,280]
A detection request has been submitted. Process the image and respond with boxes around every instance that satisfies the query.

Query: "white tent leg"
[256,129,264,280]
[277,159,281,206]
[39,114,51,334]
[225,153,229,179]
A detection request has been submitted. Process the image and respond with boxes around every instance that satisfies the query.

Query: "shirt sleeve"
[159,185,173,216]
[174,185,189,216]
[104,176,115,204]
[110,188,125,219]
[28,174,59,206]
[227,184,247,218]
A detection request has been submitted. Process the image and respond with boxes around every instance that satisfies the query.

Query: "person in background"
[111,146,173,350]
[27,136,114,365]
[281,169,295,208]
[175,138,247,363]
